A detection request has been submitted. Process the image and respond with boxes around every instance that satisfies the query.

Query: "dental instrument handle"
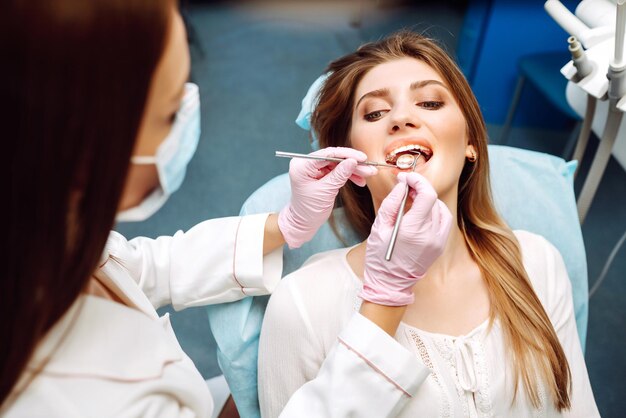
[568,36,593,79]
[384,182,410,261]
[275,151,397,168]
[384,154,420,261]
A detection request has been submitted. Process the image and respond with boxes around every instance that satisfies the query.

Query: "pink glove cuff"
[278,204,306,249]
[358,284,415,307]
[359,267,423,306]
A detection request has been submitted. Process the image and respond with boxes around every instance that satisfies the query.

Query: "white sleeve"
[280,313,429,417]
[258,278,429,418]
[115,395,197,418]
[103,214,283,310]
[542,240,600,417]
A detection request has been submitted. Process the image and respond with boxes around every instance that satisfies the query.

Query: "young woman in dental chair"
[259,31,599,417]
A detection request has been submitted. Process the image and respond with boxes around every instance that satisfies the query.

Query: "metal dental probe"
[385,152,421,261]
[275,151,398,168]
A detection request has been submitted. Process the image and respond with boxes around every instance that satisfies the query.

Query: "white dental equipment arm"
[545,0,626,223]
[615,0,626,67]
[545,0,615,48]
[577,0,626,223]
[568,36,597,172]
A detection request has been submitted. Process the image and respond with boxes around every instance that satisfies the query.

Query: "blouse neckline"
[398,318,492,341]
[336,245,493,341]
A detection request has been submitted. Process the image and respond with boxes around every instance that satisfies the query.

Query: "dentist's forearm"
[263,213,286,255]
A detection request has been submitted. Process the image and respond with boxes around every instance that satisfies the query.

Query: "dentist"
[3,1,449,416]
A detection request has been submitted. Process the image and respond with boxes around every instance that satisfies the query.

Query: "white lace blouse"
[258,230,599,417]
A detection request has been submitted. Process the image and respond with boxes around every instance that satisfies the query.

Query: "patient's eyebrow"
[356,88,390,109]
[355,79,450,109]
[410,79,448,91]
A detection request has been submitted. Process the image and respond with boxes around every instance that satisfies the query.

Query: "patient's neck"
[347,224,468,282]
[346,241,367,278]
[423,224,471,284]
[347,188,470,279]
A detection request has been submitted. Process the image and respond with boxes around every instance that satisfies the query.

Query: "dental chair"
[206,145,588,417]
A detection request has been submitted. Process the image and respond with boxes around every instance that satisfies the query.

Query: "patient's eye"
[418,100,444,110]
[364,110,387,121]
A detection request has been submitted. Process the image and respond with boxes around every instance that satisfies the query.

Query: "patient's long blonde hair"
[311,31,571,411]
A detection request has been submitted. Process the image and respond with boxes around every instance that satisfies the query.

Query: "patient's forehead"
[355,58,445,99]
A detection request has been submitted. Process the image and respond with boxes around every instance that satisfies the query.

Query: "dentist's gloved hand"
[360,172,453,306]
[278,147,377,249]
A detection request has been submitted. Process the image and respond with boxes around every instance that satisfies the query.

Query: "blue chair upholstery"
[206,144,587,417]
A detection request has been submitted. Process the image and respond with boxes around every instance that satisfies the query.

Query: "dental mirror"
[395,153,418,170]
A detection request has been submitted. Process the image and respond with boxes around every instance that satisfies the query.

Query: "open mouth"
[385,144,433,167]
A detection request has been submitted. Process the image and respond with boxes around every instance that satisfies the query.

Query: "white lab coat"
[5,214,428,417]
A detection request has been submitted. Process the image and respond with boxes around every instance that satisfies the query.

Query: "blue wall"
[459,0,580,128]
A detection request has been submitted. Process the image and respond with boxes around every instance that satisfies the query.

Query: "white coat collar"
[28,295,182,381]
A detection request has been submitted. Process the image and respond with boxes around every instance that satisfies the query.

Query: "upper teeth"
[385,144,432,163]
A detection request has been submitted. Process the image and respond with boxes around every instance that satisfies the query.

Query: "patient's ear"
[465,144,477,160]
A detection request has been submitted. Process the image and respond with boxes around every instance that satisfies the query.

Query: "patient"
[258,31,599,417]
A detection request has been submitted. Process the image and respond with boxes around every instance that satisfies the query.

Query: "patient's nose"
[389,103,421,133]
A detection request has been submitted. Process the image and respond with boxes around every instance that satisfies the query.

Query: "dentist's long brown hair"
[1,0,171,409]
[312,31,571,411]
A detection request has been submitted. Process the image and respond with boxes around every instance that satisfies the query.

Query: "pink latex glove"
[360,172,453,306]
[278,147,377,249]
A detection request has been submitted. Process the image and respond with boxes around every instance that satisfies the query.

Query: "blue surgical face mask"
[116,82,201,222]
